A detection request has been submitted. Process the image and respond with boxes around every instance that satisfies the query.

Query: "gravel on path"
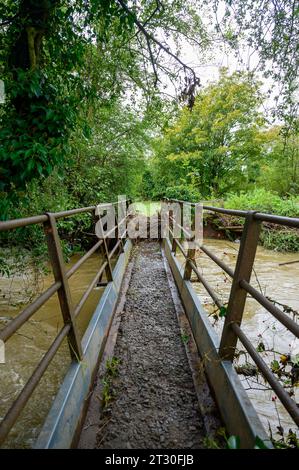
[94,241,208,449]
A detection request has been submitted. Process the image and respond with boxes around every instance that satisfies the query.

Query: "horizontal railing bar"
[0,200,131,231]
[203,205,248,217]
[53,206,95,219]
[253,212,299,228]
[0,281,61,343]
[175,240,188,259]
[66,239,104,279]
[166,198,299,227]
[54,200,131,220]
[199,245,234,278]
[189,261,223,309]
[104,215,128,240]
[168,228,188,259]
[240,280,299,338]
[169,215,193,239]
[164,198,194,206]
[232,323,299,427]
[108,230,127,260]
[0,324,70,445]
[73,261,108,318]
[108,240,122,260]
[0,215,48,231]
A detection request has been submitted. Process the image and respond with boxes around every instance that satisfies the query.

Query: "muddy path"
[78,241,222,449]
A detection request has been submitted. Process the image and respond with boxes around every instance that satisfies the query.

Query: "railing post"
[183,246,196,280]
[168,208,177,253]
[183,202,197,280]
[115,210,124,253]
[97,215,114,282]
[158,210,162,240]
[43,213,83,361]
[219,211,261,360]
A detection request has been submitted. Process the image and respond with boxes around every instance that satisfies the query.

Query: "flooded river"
[0,239,298,447]
[0,253,105,448]
[178,239,299,439]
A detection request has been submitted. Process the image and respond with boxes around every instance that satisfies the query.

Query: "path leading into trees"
[78,241,221,449]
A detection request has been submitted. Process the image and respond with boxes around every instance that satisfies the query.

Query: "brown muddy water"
[0,240,298,447]
[177,239,299,438]
[0,253,106,448]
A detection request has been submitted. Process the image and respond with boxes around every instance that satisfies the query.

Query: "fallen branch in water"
[279,260,299,266]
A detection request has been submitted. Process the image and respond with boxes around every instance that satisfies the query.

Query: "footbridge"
[0,199,298,449]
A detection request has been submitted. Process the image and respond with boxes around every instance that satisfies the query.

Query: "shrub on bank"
[224,188,299,218]
[223,189,299,252]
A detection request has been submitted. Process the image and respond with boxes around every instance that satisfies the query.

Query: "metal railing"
[0,200,131,445]
[164,197,299,428]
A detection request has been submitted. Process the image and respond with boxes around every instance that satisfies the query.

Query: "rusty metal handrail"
[164,197,299,228]
[240,280,299,337]
[199,245,234,278]
[165,197,299,428]
[0,324,71,444]
[189,260,223,309]
[0,200,131,445]
[73,261,108,318]
[0,281,62,342]
[232,323,299,427]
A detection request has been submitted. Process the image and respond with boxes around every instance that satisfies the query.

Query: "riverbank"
[203,212,299,252]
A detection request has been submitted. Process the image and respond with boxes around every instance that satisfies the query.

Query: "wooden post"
[219,212,261,360]
[43,213,83,361]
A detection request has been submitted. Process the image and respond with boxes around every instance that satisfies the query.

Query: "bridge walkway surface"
[77,241,221,449]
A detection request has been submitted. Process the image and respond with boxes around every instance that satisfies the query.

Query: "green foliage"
[106,357,120,378]
[180,332,189,344]
[225,188,299,217]
[152,70,265,197]
[164,185,201,202]
[225,189,299,251]
[219,306,227,318]
[0,257,10,277]
[254,436,271,449]
[102,356,120,408]
[258,127,299,196]
[227,435,240,449]
[140,169,155,200]
[211,0,299,126]
[260,230,299,253]
[271,429,299,449]
[0,0,207,199]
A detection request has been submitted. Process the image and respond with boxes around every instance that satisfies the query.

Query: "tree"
[0,0,206,199]
[209,0,299,127]
[152,70,265,197]
[258,125,299,195]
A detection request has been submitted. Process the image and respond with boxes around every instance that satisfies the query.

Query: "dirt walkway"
[78,241,217,449]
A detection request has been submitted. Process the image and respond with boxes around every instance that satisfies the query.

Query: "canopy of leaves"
[209,0,299,127]
[152,70,266,197]
[0,0,206,202]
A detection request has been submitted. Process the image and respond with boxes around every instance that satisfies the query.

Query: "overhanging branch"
[116,0,200,90]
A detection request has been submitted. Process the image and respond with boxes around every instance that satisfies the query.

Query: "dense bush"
[260,229,299,252]
[164,185,201,202]
[224,188,299,217]
[223,189,299,252]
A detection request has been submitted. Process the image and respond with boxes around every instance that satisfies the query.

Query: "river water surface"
[0,253,105,448]
[177,239,299,439]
